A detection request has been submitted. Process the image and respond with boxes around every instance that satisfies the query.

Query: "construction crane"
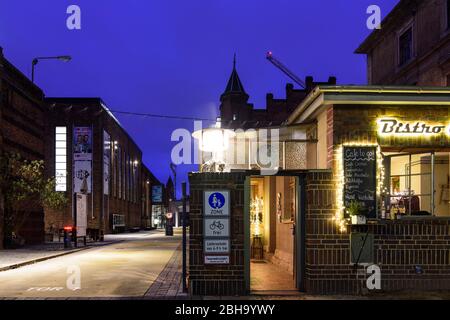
[266,51,306,89]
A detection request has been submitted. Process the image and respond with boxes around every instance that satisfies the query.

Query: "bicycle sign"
[204,190,229,216]
[204,218,229,237]
[209,220,225,231]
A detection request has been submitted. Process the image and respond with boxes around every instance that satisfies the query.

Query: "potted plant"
[347,200,367,225]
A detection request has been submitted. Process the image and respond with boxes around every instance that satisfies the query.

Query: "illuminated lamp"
[192,128,236,152]
[192,120,236,172]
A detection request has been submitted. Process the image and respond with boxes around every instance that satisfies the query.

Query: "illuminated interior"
[382,150,450,217]
[249,176,297,291]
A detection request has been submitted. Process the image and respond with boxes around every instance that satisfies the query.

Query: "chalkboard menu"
[343,146,377,218]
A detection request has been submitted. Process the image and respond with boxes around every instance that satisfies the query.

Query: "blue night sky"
[0,0,398,197]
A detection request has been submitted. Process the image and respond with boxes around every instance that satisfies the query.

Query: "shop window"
[398,27,413,66]
[55,127,67,192]
[383,152,450,217]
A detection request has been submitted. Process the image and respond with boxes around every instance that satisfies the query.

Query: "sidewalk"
[144,244,188,299]
[0,237,125,272]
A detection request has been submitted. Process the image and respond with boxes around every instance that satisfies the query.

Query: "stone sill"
[348,217,450,226]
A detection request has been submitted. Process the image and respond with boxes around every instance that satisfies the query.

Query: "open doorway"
[249,176,298,292]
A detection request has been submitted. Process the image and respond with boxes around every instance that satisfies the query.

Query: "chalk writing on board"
[343,146,377,218]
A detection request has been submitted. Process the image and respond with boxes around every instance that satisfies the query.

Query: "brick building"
[188,1,450,295]
[141,164,161,229]
[356,0,450,86]
[0,47,48,247]
[44,97,158,239]
[190,86,450,296]
[219,59,336,129]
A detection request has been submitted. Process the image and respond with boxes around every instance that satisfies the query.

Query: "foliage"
[0,151,67,246]
[347,200,365,217]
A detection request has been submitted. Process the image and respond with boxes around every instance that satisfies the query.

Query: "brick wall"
[331,104,450,149]
[358,0,450,86]
[304,169,450,295]
[45,99,144,237]
[188,172,247,296]
[0,50,46,246]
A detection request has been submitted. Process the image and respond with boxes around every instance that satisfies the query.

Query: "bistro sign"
[377,118,449,135]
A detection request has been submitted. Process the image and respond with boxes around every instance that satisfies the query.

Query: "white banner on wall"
[73,127,92,161]
[73,160,92,193]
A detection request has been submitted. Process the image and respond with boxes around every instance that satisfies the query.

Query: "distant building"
[219,58,336,129]
[141,164,161,229]
[356,0,450,86]
[0,48,48,247]
[45,97,157,238]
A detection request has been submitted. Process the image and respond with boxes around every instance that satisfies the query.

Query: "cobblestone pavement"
[144,244,188,299]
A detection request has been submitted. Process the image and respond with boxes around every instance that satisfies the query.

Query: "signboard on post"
[204,239,230,253]
[203,190,230,264]
[204,191,229,216]
[204,218,230,237]
[343,146,377,218]
[76,194,88,237]
[204,256,229,264]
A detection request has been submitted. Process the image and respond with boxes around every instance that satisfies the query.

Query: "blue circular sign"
[208,192,225,209]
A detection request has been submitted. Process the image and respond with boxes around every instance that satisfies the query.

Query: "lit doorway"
[247,175,301,292]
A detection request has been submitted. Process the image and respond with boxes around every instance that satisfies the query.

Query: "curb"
[0,240,123,272]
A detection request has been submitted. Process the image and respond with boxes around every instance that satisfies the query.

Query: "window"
[113,141,118,198]
[118,146,122,199]
[383,151,450,217]
[55,127,67,191]
[398,27,413,66]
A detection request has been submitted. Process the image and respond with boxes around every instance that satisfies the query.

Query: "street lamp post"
[31,55,72,83]
[182,182,187,292]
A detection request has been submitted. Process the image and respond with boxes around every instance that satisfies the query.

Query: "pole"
[182,182,187,292]
[31,60,36,83]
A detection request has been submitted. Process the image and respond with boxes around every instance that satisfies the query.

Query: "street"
[0,230,181,298]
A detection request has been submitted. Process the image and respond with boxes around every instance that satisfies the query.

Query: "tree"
[0,151,67,248]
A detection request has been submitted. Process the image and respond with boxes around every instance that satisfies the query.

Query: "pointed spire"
[222,54,247,97]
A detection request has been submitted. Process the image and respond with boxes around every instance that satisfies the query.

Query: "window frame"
[383,151,436,217]
[55,126,67,192]
[397,19,416,68]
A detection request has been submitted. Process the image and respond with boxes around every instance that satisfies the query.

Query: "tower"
[219,55,253,129]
